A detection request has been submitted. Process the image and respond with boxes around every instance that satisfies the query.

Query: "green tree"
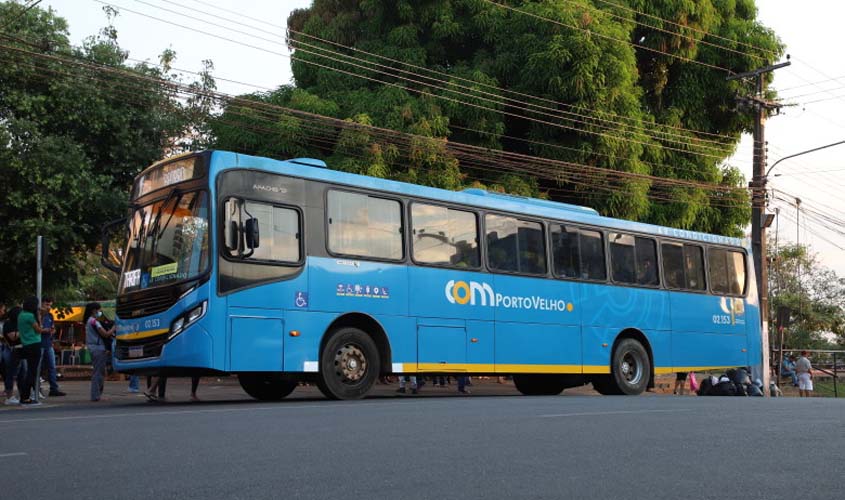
[0,2,204,302]
[214,0,780,235]
[768,244,845,349]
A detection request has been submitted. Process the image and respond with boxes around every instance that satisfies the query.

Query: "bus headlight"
[169,301,207,340]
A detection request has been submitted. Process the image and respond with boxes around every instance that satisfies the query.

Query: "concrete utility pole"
[727,61,790,392]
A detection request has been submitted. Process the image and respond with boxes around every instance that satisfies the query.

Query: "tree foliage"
[0,2,201,302]
[211,0,781,236]
[768,244,845,348]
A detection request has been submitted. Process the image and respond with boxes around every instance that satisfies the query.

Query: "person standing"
[38,298,65,397]
[796,350,814,397]
[84,302,115,402]
[127,375,141,393]
[673,372,688,395]
[397,376,418,394]
[18,297,50,406]
[2,306,26,404]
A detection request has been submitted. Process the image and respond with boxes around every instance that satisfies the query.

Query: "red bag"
[689,372,699,393]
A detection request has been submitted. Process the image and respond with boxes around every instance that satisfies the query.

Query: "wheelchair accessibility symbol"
[294,291,308,308]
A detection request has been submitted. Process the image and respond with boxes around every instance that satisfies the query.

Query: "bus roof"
[210,150,748,249]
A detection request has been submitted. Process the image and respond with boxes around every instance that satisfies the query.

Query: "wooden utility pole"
[727,61,790,392]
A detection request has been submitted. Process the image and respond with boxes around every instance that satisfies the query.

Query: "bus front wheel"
[513,374,567,396]
[317,327,380,400]
[238,373,297,401]
[598,338,651,396]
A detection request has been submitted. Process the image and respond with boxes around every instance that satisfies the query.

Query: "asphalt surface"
[2,385,843,500]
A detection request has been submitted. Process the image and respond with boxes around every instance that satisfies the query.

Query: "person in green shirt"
[17,296,51,406]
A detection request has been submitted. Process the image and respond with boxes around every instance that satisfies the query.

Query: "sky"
[37,0,845,276]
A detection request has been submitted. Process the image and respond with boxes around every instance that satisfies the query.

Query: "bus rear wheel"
[598,338,651,396]
[317,327,380,400]
[238,373,297,401]
[513,374,567,396]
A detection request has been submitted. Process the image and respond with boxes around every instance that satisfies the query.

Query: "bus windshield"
[119,190,210,293]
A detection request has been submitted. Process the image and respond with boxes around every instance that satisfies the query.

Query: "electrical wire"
[479,0,736,74]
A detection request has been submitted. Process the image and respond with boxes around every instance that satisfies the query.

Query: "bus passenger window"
[486,214,546,274]
[579,229,606,280]
[328,190,403,260]
[683,245,706,291]
[411,203,479,268]
[728,251,746,295]
[609,233,636,284]
[635,237,659,286]
[661,243,685,289]
[552,225,580,278]
[708,249,729,294]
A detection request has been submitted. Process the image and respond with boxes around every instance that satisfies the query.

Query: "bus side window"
[327,190,403,260]
[728,251,746,295]
[579,229,606,280]
[552,225,580,278]
[486,214,546,275]
[609,233,636,284]
[661,243,685,289]
[683,245,706,291]
[635,237,659,286]
[708,248,729,294]
[411,203,479,268]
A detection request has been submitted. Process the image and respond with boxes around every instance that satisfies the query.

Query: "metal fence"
[775,349,844,397]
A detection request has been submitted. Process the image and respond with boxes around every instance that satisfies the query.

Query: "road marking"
[539,409,692,418]
[0,452,27,458]
[0,399,437,424]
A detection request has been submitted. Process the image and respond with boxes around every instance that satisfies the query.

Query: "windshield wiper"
[148,189,183,260]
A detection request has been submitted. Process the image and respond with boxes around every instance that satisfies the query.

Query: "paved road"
[2,388,842,500]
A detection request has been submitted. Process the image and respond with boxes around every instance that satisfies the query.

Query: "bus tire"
[317,327,380,400]
[591,375,621,395]
[238,373,297,401]
[513,374,566,396]
[608,338,651,395]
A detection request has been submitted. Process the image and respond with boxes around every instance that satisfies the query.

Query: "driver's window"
[223,198,301,263]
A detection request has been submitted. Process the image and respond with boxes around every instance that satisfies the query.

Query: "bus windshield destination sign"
[133,157,203,198]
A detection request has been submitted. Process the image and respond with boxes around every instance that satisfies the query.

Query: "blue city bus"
[106,150,761,400]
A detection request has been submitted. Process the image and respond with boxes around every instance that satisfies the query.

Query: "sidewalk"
[0,373,742,411]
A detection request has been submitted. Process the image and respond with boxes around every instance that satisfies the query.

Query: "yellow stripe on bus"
[117,328,169,341]
[402,363,610,374]
[655,366,740,374]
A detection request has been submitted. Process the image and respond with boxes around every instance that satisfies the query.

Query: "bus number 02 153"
[712,315,732,325]
[144,318,161,329]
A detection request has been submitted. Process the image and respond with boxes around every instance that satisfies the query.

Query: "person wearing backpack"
[84,302,115,402]
[18,297,52,406]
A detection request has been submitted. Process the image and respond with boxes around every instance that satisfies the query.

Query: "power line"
[119,0,739,159]
[563,0,765,62]
[0,39,751,207]
[479,0,736,74]
[593,0,779,59]
[0,0,42,32]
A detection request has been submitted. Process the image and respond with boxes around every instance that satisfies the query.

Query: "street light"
[764,139,845,178]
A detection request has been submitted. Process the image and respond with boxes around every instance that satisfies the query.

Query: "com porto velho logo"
[444,280,574,312]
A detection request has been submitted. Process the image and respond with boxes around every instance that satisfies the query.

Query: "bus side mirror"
[245,218,260,249]
[227,220,240,251]
[101,218,127,274]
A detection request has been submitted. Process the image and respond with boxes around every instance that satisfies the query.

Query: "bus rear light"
[289,330,300,337]
[602,343,608,348]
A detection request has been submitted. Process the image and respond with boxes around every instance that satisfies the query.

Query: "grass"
[812,378,845,398]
